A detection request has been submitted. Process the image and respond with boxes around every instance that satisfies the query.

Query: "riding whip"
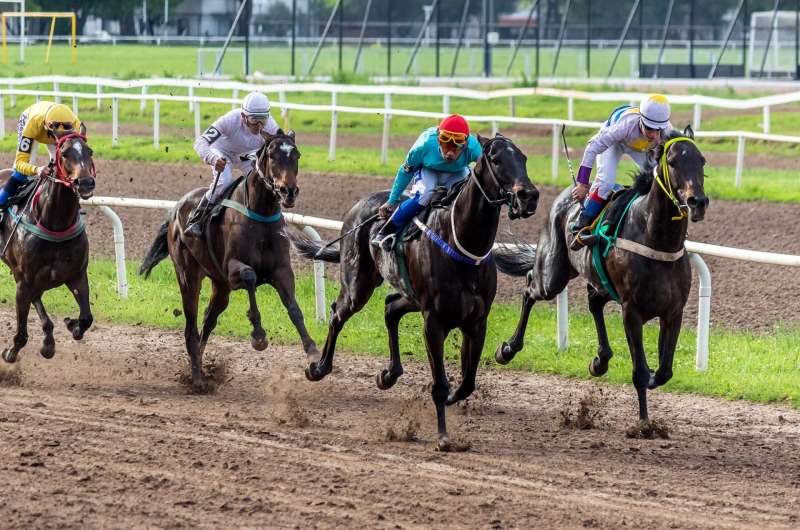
[1,161,54,257]
[560,124,585,211]
[313,213,380,259]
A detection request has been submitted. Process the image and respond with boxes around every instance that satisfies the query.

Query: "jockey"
[184,91,280,237]
[570,94,673,250]
[372,114,483,251]
[1,101,82,215]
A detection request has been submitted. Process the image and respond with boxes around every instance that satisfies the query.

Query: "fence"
[77,194,800,374]
[3,80,800,187]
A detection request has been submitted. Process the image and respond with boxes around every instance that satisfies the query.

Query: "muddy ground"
[1,316,800,529]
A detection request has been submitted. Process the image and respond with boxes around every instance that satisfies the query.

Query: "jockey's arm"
[577,119,629,186]
[194,116,229,167]
[389,146,424,206]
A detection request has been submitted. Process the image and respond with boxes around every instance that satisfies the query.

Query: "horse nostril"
[279,186,288,196]
[702,196,710,209]
[687,196,698,208]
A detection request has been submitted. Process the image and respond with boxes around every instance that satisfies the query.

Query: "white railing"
[79,194,800,373]
[0,87,794,188]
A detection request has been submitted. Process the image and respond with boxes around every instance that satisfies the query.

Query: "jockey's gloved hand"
[36,165,53,178]
[378,202,395,218]
[572,183,589,203]
[213,157,228,173]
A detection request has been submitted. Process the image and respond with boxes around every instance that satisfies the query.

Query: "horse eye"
[667,158,676,167]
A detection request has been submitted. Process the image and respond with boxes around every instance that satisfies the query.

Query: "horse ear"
[683,124,695,140]
[260,129,271,142]
[659,128,670,144]
[287,129,295,141]
[79,123,87,136]
[477,133,490,147]
[648,144,665,167]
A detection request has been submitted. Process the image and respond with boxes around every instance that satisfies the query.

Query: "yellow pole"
[71,14,76,64]
[2,16,6,65]
[45,16,56,64]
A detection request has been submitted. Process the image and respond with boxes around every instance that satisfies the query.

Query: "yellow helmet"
[44,104,78,132]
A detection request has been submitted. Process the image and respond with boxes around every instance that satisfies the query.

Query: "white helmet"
[639,94,670,129]
[242,91,271,116]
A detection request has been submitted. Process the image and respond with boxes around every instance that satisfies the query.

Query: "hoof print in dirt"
[625,419,670,440]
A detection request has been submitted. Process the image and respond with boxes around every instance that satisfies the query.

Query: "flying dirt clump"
[266,366,310,428]
[625,419,670,439]
[0,362,22,387]
[177,357,230,395]
[560,388,607,430]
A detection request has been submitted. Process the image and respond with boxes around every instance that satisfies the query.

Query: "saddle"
[5,178,41,210]
[591,185,639,246]
[206,176,246,226]
[399,178,468,243]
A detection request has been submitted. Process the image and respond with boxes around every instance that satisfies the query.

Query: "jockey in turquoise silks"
[372,114,483,251]
[570,93,673,250]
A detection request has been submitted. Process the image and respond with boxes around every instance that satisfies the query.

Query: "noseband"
[52,133,96,194]
[468,137,519,219]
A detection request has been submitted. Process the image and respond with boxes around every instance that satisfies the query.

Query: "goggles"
[245,113,269,125]
[438,129,467,148]
[640,120,661,133]
[47,121,76,132]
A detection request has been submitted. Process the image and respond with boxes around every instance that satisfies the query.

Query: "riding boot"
[569,212,599,251]
[371,219,400,252]
[184,197,211,238]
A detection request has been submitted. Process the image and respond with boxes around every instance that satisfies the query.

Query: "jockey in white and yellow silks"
[1,102,83,212]
[570,94,673,249]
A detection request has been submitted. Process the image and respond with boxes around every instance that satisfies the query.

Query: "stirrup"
[569,227,597,251]
[372,233,396,252]
[184,222,203,238]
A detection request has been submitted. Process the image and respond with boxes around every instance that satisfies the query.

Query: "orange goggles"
[438,130,467,148]
[47,121,75,131]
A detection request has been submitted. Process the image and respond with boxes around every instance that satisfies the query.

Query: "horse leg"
[269,266,319,361]
[175,255,205,388]
[197,280,231,360]
[495,274,536,365]
[622,307,652,421]
[227,259,267,351]
[588,284,615,377]
[376,292,418,390]
[422,314,453,449]
[2,285,32,363]
[448,318,487,405]
[32,296,55,359]
[64,270,93,340]
[652,312,683,389]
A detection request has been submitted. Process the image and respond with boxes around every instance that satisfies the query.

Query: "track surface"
[2,316,800,529]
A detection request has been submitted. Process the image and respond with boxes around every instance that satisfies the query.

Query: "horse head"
[476,133,539,219]
[651,126,708,222]
[53,129,96,200]
[256,128,301,209]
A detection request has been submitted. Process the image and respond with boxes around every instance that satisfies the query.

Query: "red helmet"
[439,114,469,137]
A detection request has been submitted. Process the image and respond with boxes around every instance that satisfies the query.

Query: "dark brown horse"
[138,130,318,389]
[493,127,708,422]
[285,134,539,449]
[0,132,97,363]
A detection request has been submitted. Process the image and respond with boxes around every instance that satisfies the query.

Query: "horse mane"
[630,129,690,195]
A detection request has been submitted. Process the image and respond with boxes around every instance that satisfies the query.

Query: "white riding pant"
[409,167,470,206]
[588,144,647,200]
[203,150,255,203]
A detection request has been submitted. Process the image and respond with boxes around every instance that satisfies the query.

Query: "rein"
[653,137,696,221]
[52,133,97,191]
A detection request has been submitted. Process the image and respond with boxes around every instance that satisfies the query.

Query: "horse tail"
[138,216,171,279]
[282,227,340,263]
[492,233,536,277]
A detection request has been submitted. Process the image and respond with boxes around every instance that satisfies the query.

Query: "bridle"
[250,134,297,198]
[465,136,520,220]
[651,136,698,221]
[51,133,96,195]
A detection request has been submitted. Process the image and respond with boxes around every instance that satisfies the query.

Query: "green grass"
[9,256,799,408]
[4,132,800,204]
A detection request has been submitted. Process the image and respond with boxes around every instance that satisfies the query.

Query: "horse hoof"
[446,391,459,406]
[306,347,321,365]
[375,369,397,391]
[64,317,78,332]
[2,348,18,363]
[648,371,658,390]
[251,336,268,351]
[72,327,85,341]
[304,362,326,382]
[436,437,452,452]
[494,342,514,365]
[40,343,55,359]
[589,358,607,377]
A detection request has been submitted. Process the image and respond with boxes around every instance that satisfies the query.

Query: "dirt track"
[2,315,800,529]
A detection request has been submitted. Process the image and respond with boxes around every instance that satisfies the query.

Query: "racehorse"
[493,127,708,422]
[138,130,318,390]
[285,133,539,449]
[0,131,96,363]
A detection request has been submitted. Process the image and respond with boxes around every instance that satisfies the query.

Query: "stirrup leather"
[570,226,597,250]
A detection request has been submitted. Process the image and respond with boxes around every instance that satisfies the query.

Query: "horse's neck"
[636,177,688,252]
[443,169,500,257]
[240,170,280,217]
[36,180,79,232]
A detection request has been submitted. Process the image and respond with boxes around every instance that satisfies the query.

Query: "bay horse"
[493,127,708,422]
[138,130,318,390]
[285,133,539,449]
[0,131,96,363]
